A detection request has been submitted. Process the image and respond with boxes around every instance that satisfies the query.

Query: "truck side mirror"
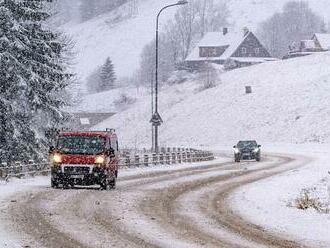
[49,146,55,154]
[233,145,236,148]
[108,148,115,158]
[258,145,261,148]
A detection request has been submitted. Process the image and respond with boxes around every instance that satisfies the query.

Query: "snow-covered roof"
[198,32,244,47]
[314,33,330,50]
[186,31,248,62]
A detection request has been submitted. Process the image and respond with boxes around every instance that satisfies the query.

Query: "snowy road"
[2,153,311,248]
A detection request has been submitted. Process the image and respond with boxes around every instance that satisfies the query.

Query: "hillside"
[94,52,330,148]
[60,0,179,87]
[59,0,330,91]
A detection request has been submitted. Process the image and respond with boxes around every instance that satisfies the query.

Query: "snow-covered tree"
[86,57,116,93]
[258,1,325,58]
[0,0,73,162]
[99,57,116,91]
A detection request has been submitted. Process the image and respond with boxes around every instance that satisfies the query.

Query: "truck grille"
[63,166,91,175]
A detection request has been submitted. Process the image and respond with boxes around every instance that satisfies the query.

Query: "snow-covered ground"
[231,143,330,247]
[0,177,49,247]
[71,86,147,113]
[94,52,330,148]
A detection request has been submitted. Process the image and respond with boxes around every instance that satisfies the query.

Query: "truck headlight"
[52,154,62,163]
[234,148,240,154]
[253,148,259,153]
[95,156,105,164]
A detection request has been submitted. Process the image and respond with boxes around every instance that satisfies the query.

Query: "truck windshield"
[57,136,105,155]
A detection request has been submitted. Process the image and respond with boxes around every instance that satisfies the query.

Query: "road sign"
[150,112,163,126]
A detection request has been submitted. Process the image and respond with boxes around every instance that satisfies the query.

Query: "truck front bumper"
[51,165,108,186]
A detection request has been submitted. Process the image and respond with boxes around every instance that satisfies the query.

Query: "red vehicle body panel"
[60,154,97,165]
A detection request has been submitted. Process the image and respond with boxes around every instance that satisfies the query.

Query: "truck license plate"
[71,175,84,179]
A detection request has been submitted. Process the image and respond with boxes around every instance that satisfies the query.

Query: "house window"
[241,47,247,54]
[254,48,260,54]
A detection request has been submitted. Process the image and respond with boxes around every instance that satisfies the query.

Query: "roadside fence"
[0,148,214,180]
[0,160,50,181]
[119,148,214,167]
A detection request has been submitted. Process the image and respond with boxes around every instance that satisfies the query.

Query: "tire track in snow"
[138,154,310,247]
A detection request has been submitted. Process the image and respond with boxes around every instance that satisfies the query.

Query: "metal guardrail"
[0,160,50,181]
[0,148,215,180]
[119,150,215,167]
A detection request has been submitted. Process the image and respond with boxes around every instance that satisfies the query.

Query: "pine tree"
[0,0,73,162]
[99,57,116,92]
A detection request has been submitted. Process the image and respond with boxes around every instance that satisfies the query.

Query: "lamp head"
[177,0,188,5]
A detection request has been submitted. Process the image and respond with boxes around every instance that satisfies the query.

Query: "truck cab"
[49,129,119,190]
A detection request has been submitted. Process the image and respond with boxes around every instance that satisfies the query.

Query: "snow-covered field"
[231,144,330,247]
[94,52,330,148]
[71,86,147,113]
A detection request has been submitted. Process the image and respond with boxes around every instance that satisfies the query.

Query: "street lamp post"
[150,0,188,153]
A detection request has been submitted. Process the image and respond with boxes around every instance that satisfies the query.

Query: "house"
[284,33,330,59]
[185,28,277,70]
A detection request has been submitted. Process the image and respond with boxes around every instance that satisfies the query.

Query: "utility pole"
[150,0,188,153]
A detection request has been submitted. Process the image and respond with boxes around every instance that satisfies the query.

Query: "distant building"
[185,28,277,70]
[284,33,330,59]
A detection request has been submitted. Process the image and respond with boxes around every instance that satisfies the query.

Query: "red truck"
[49,129,119,190]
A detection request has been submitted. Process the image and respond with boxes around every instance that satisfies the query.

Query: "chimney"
[223,27,228,36]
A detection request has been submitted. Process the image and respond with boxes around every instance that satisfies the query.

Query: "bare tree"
[137,0,229,86]
[258,1,325,58]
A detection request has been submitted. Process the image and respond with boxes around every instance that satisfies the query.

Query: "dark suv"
[233,140,261,162]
